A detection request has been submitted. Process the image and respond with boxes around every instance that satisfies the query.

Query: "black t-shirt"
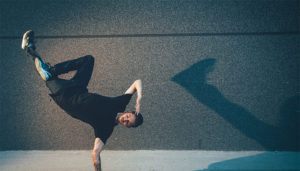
[50,86,132,144]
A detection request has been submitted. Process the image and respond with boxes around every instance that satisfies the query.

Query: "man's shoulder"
[114,93,133,99]
[93,122,116,144]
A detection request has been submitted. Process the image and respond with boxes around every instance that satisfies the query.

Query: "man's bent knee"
[84,55,94,62]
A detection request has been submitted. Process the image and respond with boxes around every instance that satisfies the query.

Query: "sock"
[28,42,34,47]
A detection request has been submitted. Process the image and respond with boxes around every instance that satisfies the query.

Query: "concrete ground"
[0,151,299,171]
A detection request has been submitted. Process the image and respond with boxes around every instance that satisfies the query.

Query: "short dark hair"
[132,112,143,128]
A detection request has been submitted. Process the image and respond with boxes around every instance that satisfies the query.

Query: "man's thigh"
[46,78,79,95]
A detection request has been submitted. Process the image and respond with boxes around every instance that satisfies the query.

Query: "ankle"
[28,43,36,50]
[48,66,56,76]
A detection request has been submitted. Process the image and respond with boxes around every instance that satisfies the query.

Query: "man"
[21,30,143,171]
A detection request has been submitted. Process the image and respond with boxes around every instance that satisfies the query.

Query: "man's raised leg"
[46,55,94,94]
[21,30,94,94]
[22,30,52,81]
[51,55,94,88]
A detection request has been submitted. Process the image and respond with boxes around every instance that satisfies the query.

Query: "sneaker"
[21,30,35,50]
[35,57,52,81]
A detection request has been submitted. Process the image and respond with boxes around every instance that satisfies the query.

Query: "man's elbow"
[135,79,142,88]
[135,79,142,83]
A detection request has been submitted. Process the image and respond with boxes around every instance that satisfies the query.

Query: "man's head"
[117,111,143,128]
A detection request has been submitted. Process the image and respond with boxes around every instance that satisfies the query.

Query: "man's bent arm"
[134,80,142,104]
[125,80,142,113]
[91,138,104,171]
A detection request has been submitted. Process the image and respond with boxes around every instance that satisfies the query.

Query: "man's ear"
[116,112,124,119]
[117,112,123,115]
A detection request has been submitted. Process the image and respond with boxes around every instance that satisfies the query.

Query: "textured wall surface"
[0,0,299,150]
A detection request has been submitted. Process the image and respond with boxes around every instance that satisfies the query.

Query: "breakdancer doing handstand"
[21,30,143,171]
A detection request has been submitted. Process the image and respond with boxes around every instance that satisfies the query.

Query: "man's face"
[119,112,136,128]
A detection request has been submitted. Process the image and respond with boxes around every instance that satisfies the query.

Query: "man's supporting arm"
[125,79,142,114]
[91,138,104,171]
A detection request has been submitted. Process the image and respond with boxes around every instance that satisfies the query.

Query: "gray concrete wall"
[0,0,299,150]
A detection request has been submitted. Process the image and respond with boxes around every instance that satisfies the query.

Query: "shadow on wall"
[171,58,299,151]
[195,152,300,171]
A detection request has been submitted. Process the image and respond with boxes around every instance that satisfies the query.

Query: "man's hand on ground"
[92,138,104,171]
[93,160,101,171]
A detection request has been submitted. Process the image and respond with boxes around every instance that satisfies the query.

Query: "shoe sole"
[35,58,47,81]
[21,30,33,50]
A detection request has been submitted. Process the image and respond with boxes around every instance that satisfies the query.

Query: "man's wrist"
[137,95,142,101]
[136,102,141,107]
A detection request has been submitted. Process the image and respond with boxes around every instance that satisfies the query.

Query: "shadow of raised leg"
[172,58,299,150]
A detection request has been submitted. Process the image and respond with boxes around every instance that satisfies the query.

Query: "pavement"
[0,150,299,171]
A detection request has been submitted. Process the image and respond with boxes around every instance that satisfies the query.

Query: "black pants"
[25,47,94,95]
